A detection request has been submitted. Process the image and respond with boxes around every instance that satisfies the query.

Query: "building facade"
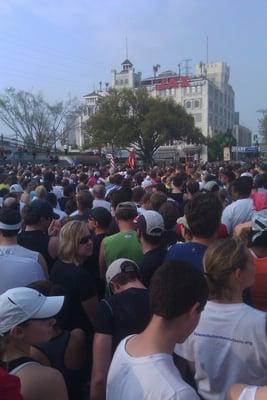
[141,61,235,139]
[111,59,142,89]
[232,124,252,147]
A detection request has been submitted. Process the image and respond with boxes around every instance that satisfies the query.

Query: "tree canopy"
[84,88,205,164]
[0,87,80,149]
[207,131,236,161]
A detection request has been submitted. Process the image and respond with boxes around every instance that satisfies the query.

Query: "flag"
[127,148,136,169]
[110,154,115,170]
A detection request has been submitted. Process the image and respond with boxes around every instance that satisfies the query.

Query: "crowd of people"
[0,159,266,399]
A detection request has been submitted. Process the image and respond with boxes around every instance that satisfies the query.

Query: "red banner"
[155,76,189,91]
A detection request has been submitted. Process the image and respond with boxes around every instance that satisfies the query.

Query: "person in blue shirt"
[166,192,223,271]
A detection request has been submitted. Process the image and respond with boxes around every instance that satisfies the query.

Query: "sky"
[0,0,266,139]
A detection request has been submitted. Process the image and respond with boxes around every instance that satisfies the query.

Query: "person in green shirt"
[99,202,143,278]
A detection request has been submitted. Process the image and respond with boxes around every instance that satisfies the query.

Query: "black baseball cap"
[89,207,112,228]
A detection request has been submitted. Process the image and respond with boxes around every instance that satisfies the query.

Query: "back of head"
[150,260,208,319]
[172,173,185,188]
[35,185,47,200]
[89,207,112,229]
[185,192,222,239]
[93,184,106,199]
[77,190,93,211]
[115,202,138,221]
[232,176,253,198]
[106,258,140,288]
[186,179,200,196]
[136,210,164,245]
[204,237,249,300]
[132,186,145,204]
[47,192,57,208]
[150,191,167,211]
[159,202,180,230]
[0,207,21,237]
[3,196,20,212]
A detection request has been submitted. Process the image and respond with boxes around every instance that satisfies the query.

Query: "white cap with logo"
[105,258,139,285]
[0,287,64,335]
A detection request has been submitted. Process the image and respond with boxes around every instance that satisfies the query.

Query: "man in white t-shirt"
[106,260,209,400]
[222,176,254,234]
[0,207,48,278]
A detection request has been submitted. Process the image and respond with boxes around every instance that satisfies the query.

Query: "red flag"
[127,148,136,169]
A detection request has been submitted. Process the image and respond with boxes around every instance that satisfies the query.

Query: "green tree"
[208,131,236,161]
[258,109,267,144]
[0,87,80,149]
[85,88,205,164]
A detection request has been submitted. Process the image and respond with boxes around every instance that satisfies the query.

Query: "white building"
[111,59,142,89]
[66,90,108,148]
[141,61,235,139]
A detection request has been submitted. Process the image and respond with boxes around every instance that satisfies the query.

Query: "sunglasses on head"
[80,234,92,245]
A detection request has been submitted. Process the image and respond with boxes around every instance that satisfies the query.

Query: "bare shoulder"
[17,364,68,400]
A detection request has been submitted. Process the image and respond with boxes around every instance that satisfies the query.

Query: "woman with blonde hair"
[175,237,267,400]
[50,220,97,337]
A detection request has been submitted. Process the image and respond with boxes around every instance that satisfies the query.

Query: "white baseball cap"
[0,287,64,335]
[106,258,139,285]
[135,210,164,237]
[9,184,23,193]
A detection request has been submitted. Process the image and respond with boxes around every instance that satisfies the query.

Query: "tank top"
[7,357,39,375]
[103,230,143,268]
[239,386,258,400]
[33,331,87,400]
[17,230,55,273]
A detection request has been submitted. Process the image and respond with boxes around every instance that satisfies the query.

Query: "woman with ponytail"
[175,238,267,400]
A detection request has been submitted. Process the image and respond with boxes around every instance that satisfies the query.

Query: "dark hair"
[65,199,77,215]
[77,191,93,211]
[0,208,21,237]
[63,185,74,197]
[185,192,222,239]
[132,187,145,204]
[140,231,163,246]
[47,192,57,208]
[186,180,200,196]
[172,174,185,188]
[150,192,167,211]
[232,176,253,198]
[111,270,140,286]
[150,260,208,319]
[115,205,138,221]
[159,202,180,230]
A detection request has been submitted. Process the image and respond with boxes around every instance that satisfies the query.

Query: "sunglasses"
[80,234,92,245]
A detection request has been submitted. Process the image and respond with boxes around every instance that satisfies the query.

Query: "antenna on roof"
[126,36,128,59]
[206,36,209,64]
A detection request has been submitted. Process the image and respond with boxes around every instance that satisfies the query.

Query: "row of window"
[184,99,202,110]
[184,85,202,95]
[115,78,129,85]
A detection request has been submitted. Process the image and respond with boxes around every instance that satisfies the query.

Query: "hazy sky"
[0,0,266,137]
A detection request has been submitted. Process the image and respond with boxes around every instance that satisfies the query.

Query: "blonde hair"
[35,185,47,200]
[58,220,88,266]
[204,238,249,301]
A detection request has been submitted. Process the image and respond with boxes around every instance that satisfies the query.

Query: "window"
[116,80,119,85]
[186,87,190,94]
[120,80,123,85]
[192,86,196,94]
[125,79,129,84]
[197,85,202,93]
[194,113,202,122]
[185,100,191,108]
[171,88,175,96]
[194,99,201,109]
